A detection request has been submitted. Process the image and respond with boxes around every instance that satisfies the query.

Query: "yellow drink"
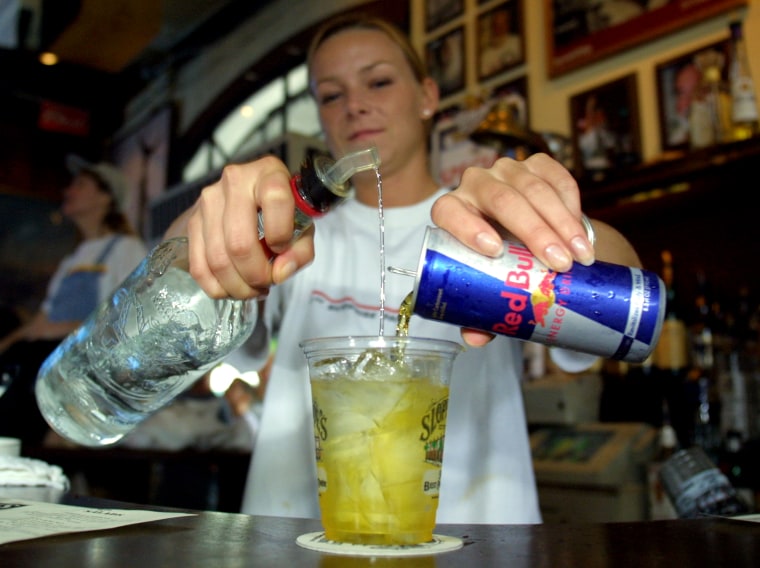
[302,336,461,545]
[311,377,448,544]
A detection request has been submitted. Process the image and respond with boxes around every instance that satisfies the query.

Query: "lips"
[348,128,382,142]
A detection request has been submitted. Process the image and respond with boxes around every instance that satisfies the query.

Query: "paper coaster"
[296,531,463,557]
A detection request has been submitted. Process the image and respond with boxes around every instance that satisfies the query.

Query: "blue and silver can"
[407,227,666,363]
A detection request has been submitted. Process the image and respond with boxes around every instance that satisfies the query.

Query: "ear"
[419,76,440,119]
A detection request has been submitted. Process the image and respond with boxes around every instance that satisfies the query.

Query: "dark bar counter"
[1,495,758,567]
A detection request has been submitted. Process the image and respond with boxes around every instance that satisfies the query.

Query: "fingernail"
[475,232,503,256]
[544,244,572,271]
[278,260,298,282]
[571,236,595,266]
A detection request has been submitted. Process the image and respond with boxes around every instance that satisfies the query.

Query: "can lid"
[581,214,596,246]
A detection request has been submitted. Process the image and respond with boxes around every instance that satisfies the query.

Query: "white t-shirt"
[41,235,147,315]
[240,189,553,524]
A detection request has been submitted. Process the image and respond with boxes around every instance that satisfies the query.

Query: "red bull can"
[407,227,666,363]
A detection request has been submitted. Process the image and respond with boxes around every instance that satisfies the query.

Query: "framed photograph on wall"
[655,40,731,152]
[426,26,466,99]
[545,0,747,77]
[569,74,641,181]
[477,1,524,80]
[425,0,464,32]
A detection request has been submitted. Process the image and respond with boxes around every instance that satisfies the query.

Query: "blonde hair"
[306,14,428,94]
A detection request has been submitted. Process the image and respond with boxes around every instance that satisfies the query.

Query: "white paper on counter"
[0,498,195,545]
[734,514,760,523]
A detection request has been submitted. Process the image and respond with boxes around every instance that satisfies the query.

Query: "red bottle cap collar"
[291,174,325,218]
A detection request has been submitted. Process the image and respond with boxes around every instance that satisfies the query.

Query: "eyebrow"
[314,59,396,89]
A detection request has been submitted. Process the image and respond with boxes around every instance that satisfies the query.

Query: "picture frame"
[569,74,641,182]
[425,26,466,99]
[425,0,464,32]
[545,0,747,78]
[477,1,524,80]
[655,40,731,152]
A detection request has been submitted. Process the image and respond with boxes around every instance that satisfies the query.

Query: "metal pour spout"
[315,147,381,197]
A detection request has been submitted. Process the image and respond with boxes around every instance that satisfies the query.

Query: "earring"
[422,109,432,118]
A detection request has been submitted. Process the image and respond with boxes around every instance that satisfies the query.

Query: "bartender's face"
[61,172,113,219]
[309,28,436,176]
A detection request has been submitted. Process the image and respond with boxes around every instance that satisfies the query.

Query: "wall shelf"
[581,136,760,311]
[582,137,760,213]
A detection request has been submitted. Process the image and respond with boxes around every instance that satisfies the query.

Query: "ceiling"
[1,0,403,157]
[42,0,240,74]
[1,0,275,123]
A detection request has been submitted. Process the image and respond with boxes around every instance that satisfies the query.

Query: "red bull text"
[410,227,666,363]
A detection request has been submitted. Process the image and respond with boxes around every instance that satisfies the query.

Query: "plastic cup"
[301,335,462,545]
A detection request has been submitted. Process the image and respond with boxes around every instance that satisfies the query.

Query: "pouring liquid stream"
[372,167,414,338]
[375,168,386,336]
[373,168,414,338]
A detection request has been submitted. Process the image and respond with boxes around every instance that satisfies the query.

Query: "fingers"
[460,328,495,348]
[431,153,594,273]
[217,162,286,287]
[186,157,314,299]
[188,183,265,299]
[271,224,315,285]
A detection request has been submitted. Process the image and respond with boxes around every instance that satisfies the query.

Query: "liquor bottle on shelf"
[718,286,759,511]
[687,271,722,463]
[691,49,731,147]
[690,372,722,462]
[689,65,718,149]
[646,401,679,520]
[717,430,750,500]
[728,20,759,141]
[652,250,692,450]
[719,285,755,443]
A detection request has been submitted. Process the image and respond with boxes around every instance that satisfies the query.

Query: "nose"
[344,89,368,117]
[61,179,79,201]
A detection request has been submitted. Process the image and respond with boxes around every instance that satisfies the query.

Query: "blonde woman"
[168,15,640,523]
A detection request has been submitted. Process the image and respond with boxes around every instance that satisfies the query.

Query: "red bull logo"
[491,242,554,336]
[529,270,557,327]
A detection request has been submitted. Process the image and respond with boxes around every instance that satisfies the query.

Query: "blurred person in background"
[117,372,258,452]
[0,156,147,449]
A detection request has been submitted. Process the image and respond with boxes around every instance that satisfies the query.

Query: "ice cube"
[350,348,411,380]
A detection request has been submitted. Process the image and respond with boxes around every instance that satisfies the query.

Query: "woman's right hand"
[165,156,316,300]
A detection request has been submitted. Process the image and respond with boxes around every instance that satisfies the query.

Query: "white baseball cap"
[66,154,129,212]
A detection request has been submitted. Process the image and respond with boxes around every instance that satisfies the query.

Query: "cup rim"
[300,335,463,357]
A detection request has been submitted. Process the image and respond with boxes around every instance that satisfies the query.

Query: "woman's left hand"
[431,153,595,273]
[431,153,640,347]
